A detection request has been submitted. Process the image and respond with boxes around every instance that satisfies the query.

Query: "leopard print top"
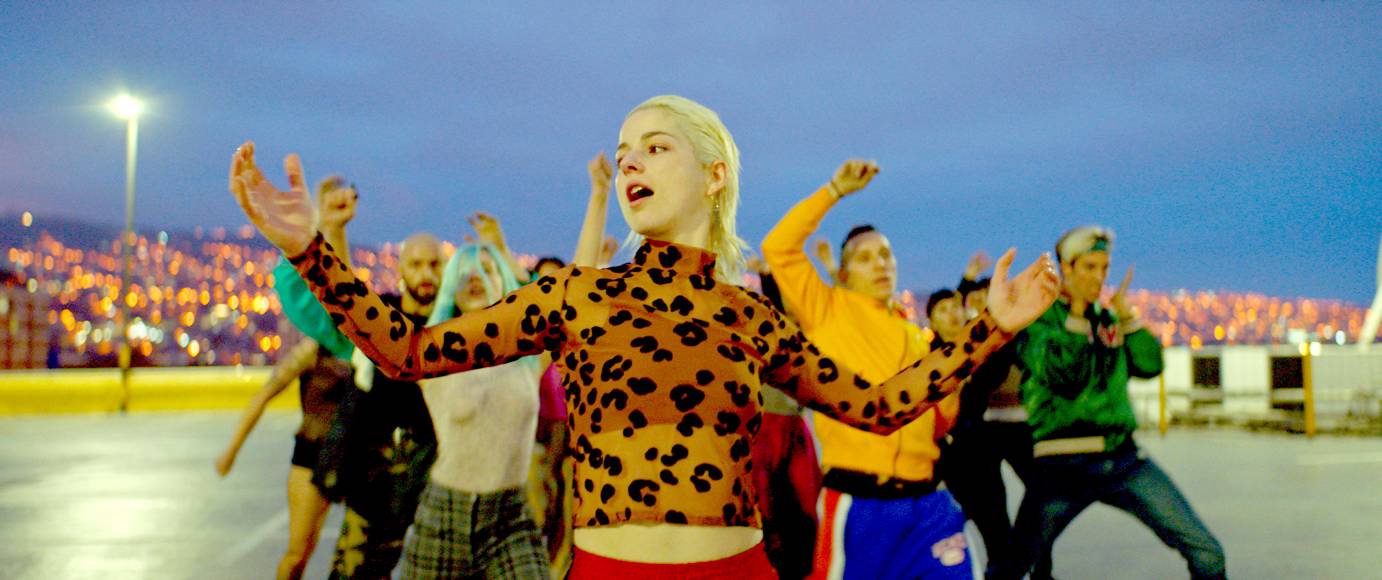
[290,235,1010,528]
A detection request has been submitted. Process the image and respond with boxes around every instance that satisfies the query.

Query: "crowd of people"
[217,95,1225,579]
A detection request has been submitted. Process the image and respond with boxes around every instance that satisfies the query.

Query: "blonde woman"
[229,95,1061,577]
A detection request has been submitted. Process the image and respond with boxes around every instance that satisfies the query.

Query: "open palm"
[987,249,1062,333]
[229,141,317,256]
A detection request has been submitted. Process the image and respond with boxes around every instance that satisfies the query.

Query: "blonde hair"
[624,95,748,283]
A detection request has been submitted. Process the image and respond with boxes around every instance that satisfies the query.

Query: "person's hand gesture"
[964,251,993,281]
[468,212,509,251]
[589,152,613,197]
[229,142,318,256]
[828,159,881,198]
[318,184,358,231]
[986,249,1062,333]
[1110,266,1136,321]
[812,237,838,273]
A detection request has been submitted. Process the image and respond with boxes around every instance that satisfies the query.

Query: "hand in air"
[229,142,318,256]
[812,237,838,272]
[829,159,881,198]
[986,249,1062,333]
[965,251,993,280]
[1110,266,1136,321]
[589,152,613,196]
[318,183,358,231]
[468,212,509,251]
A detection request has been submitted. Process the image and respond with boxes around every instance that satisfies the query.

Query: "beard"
[405,282,437,306]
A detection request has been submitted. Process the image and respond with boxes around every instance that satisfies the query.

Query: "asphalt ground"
[1,410,1379,579]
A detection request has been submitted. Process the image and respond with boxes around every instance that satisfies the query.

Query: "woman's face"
[456,251,503,312]
[613,108,717,243]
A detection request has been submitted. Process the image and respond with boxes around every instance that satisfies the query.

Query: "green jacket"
[1016,299,1163,451]
[273,258,356,360]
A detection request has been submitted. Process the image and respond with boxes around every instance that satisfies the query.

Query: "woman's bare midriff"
[574,524,763,563]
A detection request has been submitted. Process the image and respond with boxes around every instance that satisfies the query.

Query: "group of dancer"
[219,94,1226,579]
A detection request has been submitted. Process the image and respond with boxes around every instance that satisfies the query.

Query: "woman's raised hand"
[229,141,318,256]
[986,249,1062,333]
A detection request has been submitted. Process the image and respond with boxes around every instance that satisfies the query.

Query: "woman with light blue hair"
[400,240,551,579]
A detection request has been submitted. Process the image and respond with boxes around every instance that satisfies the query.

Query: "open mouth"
[626,183,655,206]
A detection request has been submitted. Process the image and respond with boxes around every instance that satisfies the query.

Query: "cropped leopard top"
[290,235,1010,528]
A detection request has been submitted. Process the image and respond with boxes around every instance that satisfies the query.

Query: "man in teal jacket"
[991,226,1225,580]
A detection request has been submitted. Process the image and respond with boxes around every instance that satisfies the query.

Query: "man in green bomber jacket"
[991,226,1226,580]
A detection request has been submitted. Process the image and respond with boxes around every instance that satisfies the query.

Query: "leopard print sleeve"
[764,306,1012,434]
[288,234,569,381]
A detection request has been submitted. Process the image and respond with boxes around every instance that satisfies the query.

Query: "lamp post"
[108,93,143,413]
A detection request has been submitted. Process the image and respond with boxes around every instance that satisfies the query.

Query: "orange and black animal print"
[291,236,1011,529]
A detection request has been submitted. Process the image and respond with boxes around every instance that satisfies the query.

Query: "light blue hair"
[428,241,541,371]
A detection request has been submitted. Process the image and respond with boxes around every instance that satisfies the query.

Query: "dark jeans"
[990,443,1226,580]
[940,421,1054,579]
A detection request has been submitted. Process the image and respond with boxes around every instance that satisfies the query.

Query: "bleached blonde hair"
[624,95,748,283]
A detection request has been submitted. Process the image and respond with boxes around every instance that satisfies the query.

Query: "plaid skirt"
[401,482,550,579]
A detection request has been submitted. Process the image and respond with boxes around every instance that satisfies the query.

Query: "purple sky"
[2,3,1379,303]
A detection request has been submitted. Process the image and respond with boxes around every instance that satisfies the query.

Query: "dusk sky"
[2,3,1379,303]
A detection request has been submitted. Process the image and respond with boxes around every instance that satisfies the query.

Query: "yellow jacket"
[761,187,958,482]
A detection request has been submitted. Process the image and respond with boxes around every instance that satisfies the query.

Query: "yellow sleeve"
[760,186,839,331]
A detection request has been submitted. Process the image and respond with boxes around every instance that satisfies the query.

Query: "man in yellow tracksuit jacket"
[763,160,975,579]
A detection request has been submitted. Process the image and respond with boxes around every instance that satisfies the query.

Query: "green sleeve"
[273,258,355,360]
[1124,327,1164,379]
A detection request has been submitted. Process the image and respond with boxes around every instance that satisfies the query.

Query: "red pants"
[752,413,823,580]
[570,544,777,579]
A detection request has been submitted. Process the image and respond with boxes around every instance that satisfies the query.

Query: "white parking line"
[219,508,290,565]
[1298,452,1382,466]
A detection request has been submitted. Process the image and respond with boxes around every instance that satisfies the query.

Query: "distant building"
[0,270,52,369]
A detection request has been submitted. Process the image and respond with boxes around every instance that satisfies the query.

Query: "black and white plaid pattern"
[402,482,550,579]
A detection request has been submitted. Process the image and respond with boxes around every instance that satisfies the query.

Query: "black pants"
[939,421,1053,579]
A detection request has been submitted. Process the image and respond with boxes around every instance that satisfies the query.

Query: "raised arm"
[215,338,319,476]
[230,142,569,381]
[318,179,357,270]
[469,211,532,283]
[289,235,570,381]
[1111,266,1164,378]
[272,260,355,360]
[766,249,1061,433]
[760,160,879,328]
[573,152,613,268]
[272,175,362,360]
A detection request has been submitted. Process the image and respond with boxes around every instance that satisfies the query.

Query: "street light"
[108,93,143,413]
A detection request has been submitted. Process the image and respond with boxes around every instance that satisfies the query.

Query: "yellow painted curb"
[0,368,302,415]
